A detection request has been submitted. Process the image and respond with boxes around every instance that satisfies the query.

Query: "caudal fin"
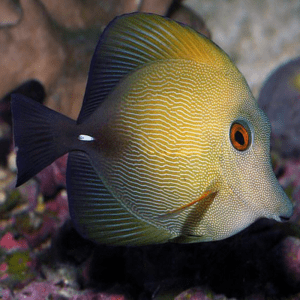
[11,94,77,187]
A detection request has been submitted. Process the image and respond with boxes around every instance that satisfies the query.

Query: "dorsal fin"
[77,13,236,123]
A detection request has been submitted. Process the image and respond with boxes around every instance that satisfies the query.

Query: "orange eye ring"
[230,122,251,151]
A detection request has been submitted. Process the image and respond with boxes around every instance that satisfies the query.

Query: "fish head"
[204,74,294,241]
[169,67,293,243]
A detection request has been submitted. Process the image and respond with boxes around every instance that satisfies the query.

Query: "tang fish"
[11,13,293,246]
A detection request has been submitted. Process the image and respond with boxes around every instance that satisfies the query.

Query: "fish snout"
[278,199,294,222]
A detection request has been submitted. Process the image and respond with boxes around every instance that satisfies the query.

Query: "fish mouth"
[279,216,290,222]
[277,197,294,222]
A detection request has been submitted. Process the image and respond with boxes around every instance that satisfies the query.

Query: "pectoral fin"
[156,190,217,220]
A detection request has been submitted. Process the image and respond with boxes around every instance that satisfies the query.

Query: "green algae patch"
[0,190,22,218]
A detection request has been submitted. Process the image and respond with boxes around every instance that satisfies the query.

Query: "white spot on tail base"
[78,134,95,142]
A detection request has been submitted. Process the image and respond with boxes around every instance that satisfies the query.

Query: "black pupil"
[235,131,245,145]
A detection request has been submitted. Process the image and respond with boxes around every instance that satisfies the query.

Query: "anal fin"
[67,151,172,246]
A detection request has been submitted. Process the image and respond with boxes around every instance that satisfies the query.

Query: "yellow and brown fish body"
[11,13,293,246]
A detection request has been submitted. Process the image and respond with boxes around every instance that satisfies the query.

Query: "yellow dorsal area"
[79,12,243,124]
[107,13,235,69]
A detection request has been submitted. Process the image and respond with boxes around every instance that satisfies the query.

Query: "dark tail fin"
[11,94,77,187]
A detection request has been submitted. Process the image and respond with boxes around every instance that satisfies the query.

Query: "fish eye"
[230,121,251,151]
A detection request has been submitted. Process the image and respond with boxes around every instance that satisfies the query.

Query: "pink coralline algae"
[37,154,68,196]
[45,190,69,226]
[12,190,70,249]
[0,262,9,281]
[0,232,28,251]
[13,281,126,300]
[0,288,12,300]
